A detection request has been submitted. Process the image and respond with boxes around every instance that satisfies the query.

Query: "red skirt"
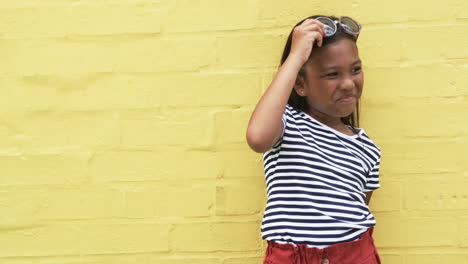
[263,228,381,264]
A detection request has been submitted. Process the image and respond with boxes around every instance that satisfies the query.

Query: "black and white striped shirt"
[261,104,381,248]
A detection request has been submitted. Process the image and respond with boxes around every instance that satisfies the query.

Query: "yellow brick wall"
[0,0,467,263]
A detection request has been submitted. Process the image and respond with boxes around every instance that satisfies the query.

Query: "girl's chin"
[337,107,356,117]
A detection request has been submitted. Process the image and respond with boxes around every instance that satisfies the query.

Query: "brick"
[37,187,125,220]
[162,0,255,32]
[216,149,264,178]
[0,0,103,6]
[0,111,28,150]
[117,37,216,73]
[89,149,219,182]
[216,178,266,215]
[89,151,155,182]
[358,101,403,141]
[0,256,84,264]
[120,108,213,148]
[213,109,252,146]
[406,254,467,263]
[11,110,120,148]
[376,140,466,174]
[355,0,460,23]
[123,181,215,218]
[81,254,152,264]
[80,223,169,254]
[0,112,67,150]
[256,0,333,27]
[373,215,457,247]
[0,224,81,257]
[89,150,168,182]
[0,189,47,227]
[0,37,215,75]
[0,254,153,264]
[403,177,468,211]
[0,153,87,186]
[0,73,152,112]
[378,254,402,264]
[148,72,263,107]
[458,0,468,18]
[401,25,468,60]
[371,181,401,212]
[363,63,459,101]
[171,222,260,252]
[156,182,214,217]
[456,65,468,96]
[149,257,220,264]
[0,39,117,75]
[223,257,263,264]
[68,2,161,36]
[62,111,121,146]
[216,34,285,68]
[359,27,403,65]
[27,73,151,110]
[0,2,161,37]
[363,98,468,140]
[400,101,467,137]
[50,182,215,220]
[122,186,158,219]
[0,110,120,149]
[459,217,468,247]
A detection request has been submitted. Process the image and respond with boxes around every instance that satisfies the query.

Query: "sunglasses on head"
[315,16,361,39]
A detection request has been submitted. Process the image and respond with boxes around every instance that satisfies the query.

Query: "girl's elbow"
[246,130,271,153]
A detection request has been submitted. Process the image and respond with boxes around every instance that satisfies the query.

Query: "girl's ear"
[294,75,306,97]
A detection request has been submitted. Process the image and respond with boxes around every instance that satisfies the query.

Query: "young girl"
[246,16,381,264]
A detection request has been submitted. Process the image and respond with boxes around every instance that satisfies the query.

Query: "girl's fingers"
[299,19,326,37]
[301,24,326,37]
[309,31,323,47]
[317,32,323,47]
[319,22,326,36]
[298,23,325,47]
[291,18,326,59]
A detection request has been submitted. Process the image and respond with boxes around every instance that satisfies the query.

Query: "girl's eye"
[352,67,362,73]
[325,72,338,77]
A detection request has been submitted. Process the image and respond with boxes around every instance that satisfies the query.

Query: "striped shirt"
[261,104,381,248]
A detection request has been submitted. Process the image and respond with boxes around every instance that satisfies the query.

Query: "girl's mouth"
[337,95,355,103]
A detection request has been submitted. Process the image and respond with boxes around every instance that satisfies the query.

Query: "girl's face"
[295,38,363,122]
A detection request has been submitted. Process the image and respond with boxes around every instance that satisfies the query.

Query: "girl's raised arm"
[245,57,302,153]
[246,19,325,153]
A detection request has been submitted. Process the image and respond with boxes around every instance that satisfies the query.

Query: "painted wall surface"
[1,0,467,263]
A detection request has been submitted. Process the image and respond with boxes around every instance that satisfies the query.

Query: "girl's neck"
[306,109,355,136]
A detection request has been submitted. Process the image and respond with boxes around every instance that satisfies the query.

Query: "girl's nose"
[340,77,356,90]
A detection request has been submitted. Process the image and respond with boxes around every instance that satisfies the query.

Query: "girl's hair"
[280,15,360,129]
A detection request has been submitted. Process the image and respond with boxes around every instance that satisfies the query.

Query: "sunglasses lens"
[340,17,360,34]
[317,18,336,37]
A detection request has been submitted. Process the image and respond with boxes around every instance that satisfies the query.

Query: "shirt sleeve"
[363,159,380,192]
[271,105,291,149]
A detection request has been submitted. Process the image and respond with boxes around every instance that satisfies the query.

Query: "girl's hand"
[288,19,326,65]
